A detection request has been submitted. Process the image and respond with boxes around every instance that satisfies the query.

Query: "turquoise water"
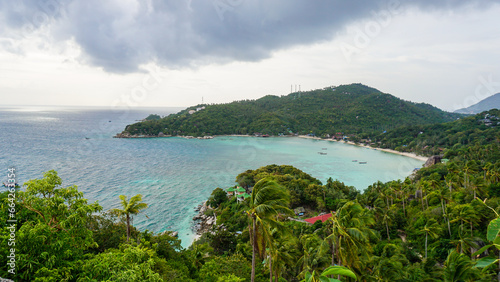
[0,107,423,247]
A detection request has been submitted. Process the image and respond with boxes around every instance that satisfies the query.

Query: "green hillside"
[454,92,500,114]
[119,84,460,137]
[371,109,500,156]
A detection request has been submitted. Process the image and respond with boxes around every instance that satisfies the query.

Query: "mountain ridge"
[119,83,461,137]
[454,92,500,114]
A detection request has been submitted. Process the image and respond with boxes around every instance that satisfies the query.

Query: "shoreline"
[296,135,428,162]
[115,132,428,162]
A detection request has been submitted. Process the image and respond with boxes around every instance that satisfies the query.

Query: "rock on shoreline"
[114,132,172,138]
[114,132,214,139]
[192,201,216,239]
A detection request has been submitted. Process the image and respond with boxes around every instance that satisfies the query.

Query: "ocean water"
[0,106,424,247]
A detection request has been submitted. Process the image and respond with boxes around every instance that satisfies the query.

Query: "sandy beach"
[297,135,428,162]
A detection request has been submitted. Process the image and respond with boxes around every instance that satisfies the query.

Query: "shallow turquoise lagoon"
[0,107,424,247]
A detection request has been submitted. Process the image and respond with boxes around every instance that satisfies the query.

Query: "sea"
[0,106,424,247]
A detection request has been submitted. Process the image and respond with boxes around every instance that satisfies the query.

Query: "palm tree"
[445,172,458,195]
[369,244,407,281]
[110,194,148,243]
[301,265,357,282]
[419,181,430,211]
[443,250,480,282]
[401,178,412,217]
[482,162,493,184]
[297,234,326,278]
[450,203,479,237]
[374,202,393,242]
[431,185,452,237]
[190,243,213,270]
[419,218,441,259]
[469,175,486,199]
[268,232,295,282]
[324,201,376,272]
[451,236,481,257]
[246,178,293,282]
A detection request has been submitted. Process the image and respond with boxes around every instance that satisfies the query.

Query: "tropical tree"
[190,243,213,270]
[324,201,376,273]
[298,234,326,279]
[401,178,412,217]
[472,201,500,281]
[442,250,480,282]
[301,265,357,282]
[428,185,452,237]
[369,243,408,281]
[445,171,458,194]
[450,204,479,238]
[13,170,102,280]
[268,234,295,282]
[451,236,480,257]
[111,194,148,243]
[468,175,486,199]
[246,178,293,282]
[375,206,393,242]
[418,218,441,259]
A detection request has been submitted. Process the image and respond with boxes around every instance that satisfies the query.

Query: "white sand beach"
[297,135,428,162]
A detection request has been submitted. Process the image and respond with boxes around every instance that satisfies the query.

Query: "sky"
[1,0,500,112]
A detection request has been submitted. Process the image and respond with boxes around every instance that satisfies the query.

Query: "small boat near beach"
[3,182,20,188]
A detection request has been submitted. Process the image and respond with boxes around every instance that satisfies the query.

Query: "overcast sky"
[1,0,500,111]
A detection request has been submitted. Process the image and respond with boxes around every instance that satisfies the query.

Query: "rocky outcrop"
[113,132,165,138]
[160,230,178,237]
[192,201,216,237]
[114,132,213,139]
[424,155,443,167]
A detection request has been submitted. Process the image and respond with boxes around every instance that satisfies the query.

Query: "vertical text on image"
[6,167,17,275]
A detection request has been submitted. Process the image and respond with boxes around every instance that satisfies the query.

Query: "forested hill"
[119,83,461,137]
[372,109,500,156]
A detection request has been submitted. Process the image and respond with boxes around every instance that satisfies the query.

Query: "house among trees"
[304,213,333,224]
[237,193,251,202]
[227,187,236,197]
[294,207,305,216]
[236,186,246,195]
[227,186,250,202]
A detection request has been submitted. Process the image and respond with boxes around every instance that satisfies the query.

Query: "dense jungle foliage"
[2,133,500,280]
[366,109,500,157]
[120,84,460,137]
[2,99,500,281]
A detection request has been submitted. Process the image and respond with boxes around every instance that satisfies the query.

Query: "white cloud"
[0,0,499,111]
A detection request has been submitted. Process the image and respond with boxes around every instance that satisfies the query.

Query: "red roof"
[304,213,333,224]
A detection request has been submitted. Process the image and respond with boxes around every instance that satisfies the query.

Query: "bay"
[0,106,424,247]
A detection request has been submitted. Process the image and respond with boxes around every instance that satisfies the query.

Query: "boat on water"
[3,182,20,188]
[359,161,367,164]
[318,152,327,155]
[262,134,270,137]
[352,160,358,162]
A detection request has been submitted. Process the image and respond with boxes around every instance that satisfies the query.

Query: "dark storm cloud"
[0,0,498,73]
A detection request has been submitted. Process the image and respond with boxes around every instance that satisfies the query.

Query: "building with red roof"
[304,213,333,224]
